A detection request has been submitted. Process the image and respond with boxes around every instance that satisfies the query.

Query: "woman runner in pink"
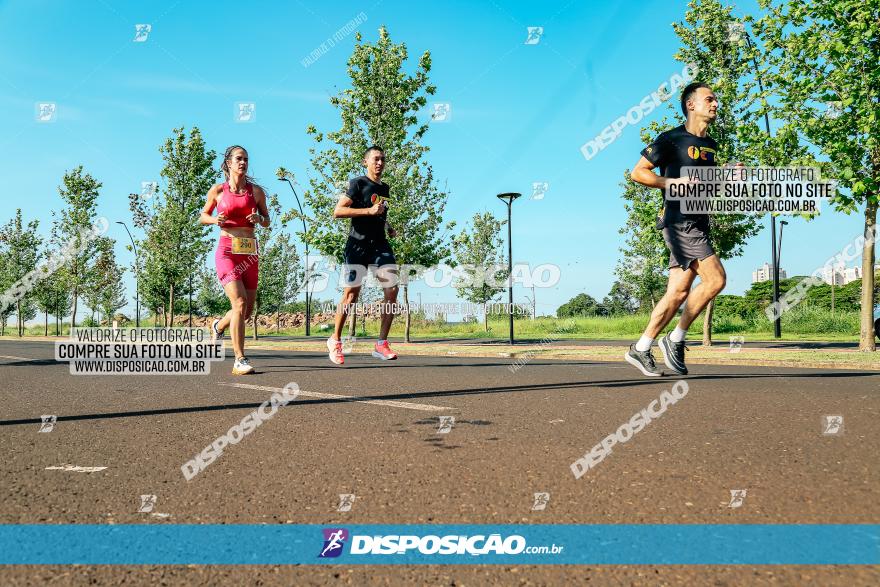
[199,145,270,375]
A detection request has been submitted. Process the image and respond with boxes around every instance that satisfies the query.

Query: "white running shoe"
[327,337,344,365]
[211,319,223,341]
[232,356,254,375]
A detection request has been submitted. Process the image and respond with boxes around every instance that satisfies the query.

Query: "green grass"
[5,306,867,342]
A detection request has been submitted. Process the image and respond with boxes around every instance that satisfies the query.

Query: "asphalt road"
[1,339,878,585]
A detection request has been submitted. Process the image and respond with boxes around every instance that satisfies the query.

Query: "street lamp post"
[116,220,140,327]
[777,220,788,269]
[496,193,521,345]
[278,176,312,336]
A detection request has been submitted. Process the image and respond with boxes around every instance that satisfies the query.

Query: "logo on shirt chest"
[687,146,716,162]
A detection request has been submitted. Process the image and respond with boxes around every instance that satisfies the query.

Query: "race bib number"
[231,237,257,255]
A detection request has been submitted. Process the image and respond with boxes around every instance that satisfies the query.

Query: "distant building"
[752,262,787,283]
[822,262,861,285]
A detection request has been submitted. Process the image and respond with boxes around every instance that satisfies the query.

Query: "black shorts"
[343,238,398,286]
[662,222,715,270]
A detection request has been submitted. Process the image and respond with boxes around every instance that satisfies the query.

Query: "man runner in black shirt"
[625,82,728,377]
[327,145,400,365]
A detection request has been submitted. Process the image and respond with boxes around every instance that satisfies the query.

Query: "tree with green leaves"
[35,223,72,335]
[92,237,127,324]
[299,26,454,342]
[557,293,601,318]
[130,127,217,326]
[601,281,638,316]
[451,212,508,331]
[252,194,302,339]
[53,167,102,329]
[0,210,41,336]
[195,264,228,318]
[616,164,669,310]
[619,0,819,345]
[33,277,54,336]
[757,0,880,351]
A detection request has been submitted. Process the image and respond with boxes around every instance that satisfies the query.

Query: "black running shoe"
[625,344,663,377]
[659,333,688,375]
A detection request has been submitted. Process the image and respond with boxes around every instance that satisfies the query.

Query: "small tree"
[601,281,638,316]
[93,237,127,324]
[253,195,302,339]
[451,212,508,331]
[129,127,217,326]
[0,210,42,336]
[557,293,601,318]
[54,167,101,329]
[195,265,228,318]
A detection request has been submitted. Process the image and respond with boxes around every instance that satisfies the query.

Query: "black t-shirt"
[640,124,718,229]
[346,175,389,242]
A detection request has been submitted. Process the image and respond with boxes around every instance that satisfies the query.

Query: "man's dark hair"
[363,145,385,159]
[680,82,712,116]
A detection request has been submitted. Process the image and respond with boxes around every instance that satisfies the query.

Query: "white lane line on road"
[45,464,107,473]
[0,355,34,361]
[220,382,456,413]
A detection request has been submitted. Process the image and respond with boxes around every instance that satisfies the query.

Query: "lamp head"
[496,192,521,204]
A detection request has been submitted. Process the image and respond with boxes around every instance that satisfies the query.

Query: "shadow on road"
[0,370,876,428]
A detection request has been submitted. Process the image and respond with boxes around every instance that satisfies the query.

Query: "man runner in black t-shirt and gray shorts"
[625,82,730,377]
[326,145,400,365]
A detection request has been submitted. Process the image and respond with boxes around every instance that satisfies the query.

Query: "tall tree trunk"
[253,299,259,340]
[859,199,877,351]
[484,301,489,332]
[17,300,22,337]
[403,284,411,343]
[348,305,357,337]
[45,311,48,336]
[702,298,715,347]
[70,284,78,331]
[167,285,175,327]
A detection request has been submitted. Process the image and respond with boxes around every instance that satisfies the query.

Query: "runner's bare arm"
[333,195,384,218]
[246,185,270,227]
[199,184,225,225]
[630,156,671,190]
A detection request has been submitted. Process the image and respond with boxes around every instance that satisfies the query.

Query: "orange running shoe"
[327,338,344,365]
[372,340,398,361]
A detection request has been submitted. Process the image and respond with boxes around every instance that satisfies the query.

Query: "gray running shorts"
[662,223,715,270]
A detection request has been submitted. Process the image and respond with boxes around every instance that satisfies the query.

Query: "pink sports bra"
[217,182,257,228]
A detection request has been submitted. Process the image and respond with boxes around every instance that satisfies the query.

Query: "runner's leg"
[244,289,257,334]
[222,280,247,359]
[333,286,361,341]
[378,284,398,340]
[643,266,698,339]
[675,254,726,330]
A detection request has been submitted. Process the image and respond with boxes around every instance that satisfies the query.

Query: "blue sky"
[0,0,868,318]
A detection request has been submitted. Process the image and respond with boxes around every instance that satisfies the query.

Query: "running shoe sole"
[624,350,662,377]
[371,351,397,361]
[659,336,688,375]
[232,367,254,375]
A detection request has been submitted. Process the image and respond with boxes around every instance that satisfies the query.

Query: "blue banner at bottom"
[0,524,877,565]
